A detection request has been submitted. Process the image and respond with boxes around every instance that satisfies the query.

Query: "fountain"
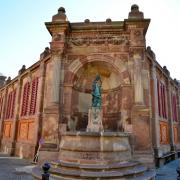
[32,75,155,179]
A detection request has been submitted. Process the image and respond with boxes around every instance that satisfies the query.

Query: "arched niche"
[70,61,123,131]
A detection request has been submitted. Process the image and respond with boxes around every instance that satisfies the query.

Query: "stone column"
[167,80,175,151]
[130,48,144,105]
[63,85,73,121]
[134,53,143,104]
[120,85,132,132]
[45,6,68,124]
[150,62,160,154]
[51,55,61,103]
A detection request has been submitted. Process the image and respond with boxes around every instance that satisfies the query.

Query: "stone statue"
[92,75,102,108]
[87,75,103,132]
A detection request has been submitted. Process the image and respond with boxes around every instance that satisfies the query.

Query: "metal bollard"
[42,162,51,180]
[177,167,180,180]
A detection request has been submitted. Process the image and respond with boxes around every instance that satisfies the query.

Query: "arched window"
[172,93,177,122]
[157,80,167,118]
[21,82,30,116]
[5,89,16,119]
[5,92,11,119]
[29,77,39,115]
[0,96,4,118]
[157,80,161,116]
[10,90,16,118]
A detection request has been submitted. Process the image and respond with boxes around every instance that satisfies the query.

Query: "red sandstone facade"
[0,5,179,166]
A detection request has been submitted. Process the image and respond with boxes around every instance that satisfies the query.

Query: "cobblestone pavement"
[0,153,33,180]
[0,153,180,180]
[156,158,180,180]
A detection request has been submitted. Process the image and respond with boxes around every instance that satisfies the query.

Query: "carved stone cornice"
[45,21,70,36]
[124,19,150,35]
[68,34,129,47]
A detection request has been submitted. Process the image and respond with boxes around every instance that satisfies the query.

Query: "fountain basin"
[59,131,132,163]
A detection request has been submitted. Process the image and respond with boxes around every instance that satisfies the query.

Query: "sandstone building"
[0,5,179,168]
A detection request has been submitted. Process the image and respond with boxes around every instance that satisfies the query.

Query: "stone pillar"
[45,6,68,106]
[167,80,175,151]
[129,48,144,105]
[127,4,147,105]
[46,6,68,109]
[120,85,132,132]
[41,53,62,144]
[150,62,160,154]
[133,53,144,104]
[38,7,69,163]
[34,62,45,150]
[51,55,61,103]
[63,85,73,123]
[127,7,152,160]
[39,56,62,162]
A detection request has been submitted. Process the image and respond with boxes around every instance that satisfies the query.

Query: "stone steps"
[32,159,156,179]
[133,169,156,180]
[51,160,139,170]
[50,165,147,177]
[33,167,155,180]
[32,131,156,179]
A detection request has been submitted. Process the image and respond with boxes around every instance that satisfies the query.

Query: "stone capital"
[129,47,145,59]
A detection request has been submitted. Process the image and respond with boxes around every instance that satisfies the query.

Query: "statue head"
[95,74,101,81]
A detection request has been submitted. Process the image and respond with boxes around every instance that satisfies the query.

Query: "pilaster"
[10,77,22,155]
[0,86,8,148]
[34,61,45,152]
[126,6,152,161]
[150,62,160,154]
[39,8,69,162]
[130,48,144,105]
[167,80,175,151]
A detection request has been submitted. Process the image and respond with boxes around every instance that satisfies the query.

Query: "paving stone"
[2,152,179,180]
[156,158,180,180]
[0,153,33,180]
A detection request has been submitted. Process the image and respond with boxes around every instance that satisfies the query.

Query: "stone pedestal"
[87,107,103,132]
[32,131,156,179]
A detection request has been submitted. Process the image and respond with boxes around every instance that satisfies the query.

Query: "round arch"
[66,54,127,86]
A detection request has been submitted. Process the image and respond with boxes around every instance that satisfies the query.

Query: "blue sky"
[0,0,180,79]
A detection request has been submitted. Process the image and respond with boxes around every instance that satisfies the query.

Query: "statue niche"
[68,61,128,131]
[87,75,103,132]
